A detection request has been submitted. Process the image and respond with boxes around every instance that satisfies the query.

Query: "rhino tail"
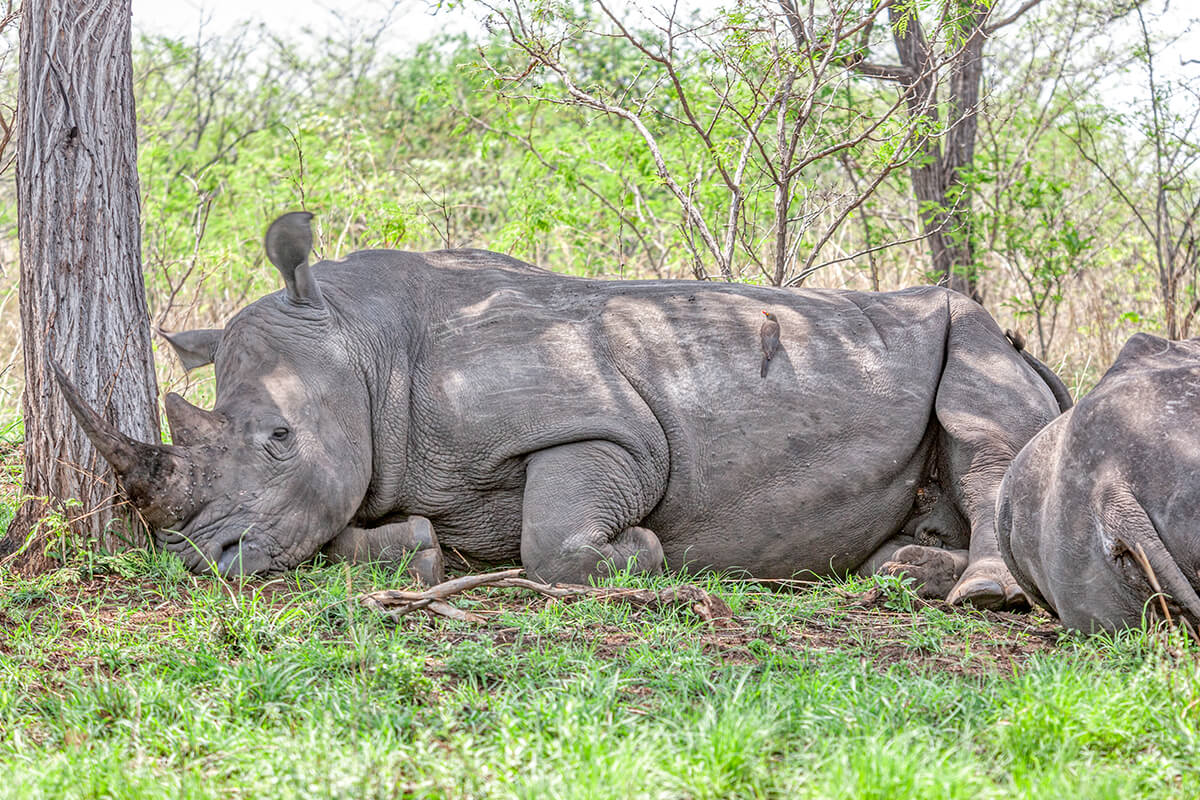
[1006,330,1073,412]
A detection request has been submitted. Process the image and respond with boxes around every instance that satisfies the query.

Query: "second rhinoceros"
[998,333,1200,630]
[57,212,1070,608]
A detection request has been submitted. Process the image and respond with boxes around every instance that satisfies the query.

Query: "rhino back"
[1064,336,1200,547]
[598,284,949,575]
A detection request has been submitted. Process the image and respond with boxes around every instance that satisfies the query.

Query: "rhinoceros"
[55,212,1071,608]
[998,333,1200,630]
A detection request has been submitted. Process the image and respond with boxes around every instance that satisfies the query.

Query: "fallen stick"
[360,568,732,624]
[1129,542,1200,645]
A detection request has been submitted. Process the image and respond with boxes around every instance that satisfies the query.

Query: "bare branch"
[361,568,733,625]
[984,0,1046,35]
[852,61,913,82]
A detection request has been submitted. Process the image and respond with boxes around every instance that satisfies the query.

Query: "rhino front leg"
[323,515,444,586]
[521,440,666,584]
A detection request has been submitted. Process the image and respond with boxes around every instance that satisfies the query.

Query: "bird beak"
[761,310,769,316]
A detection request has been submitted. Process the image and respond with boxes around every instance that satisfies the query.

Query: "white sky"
[130,0,1197,113]
[131,1,1197,66]
[130,0,478,51]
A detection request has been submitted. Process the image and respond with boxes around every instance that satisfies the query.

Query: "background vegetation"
[0,0,1196,414]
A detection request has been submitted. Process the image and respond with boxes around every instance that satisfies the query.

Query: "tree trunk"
[889,1,989,300]
[0,0,159,572]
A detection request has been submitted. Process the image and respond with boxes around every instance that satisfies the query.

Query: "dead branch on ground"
[360,568,733,625]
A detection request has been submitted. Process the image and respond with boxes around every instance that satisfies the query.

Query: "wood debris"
[360,568,733,625]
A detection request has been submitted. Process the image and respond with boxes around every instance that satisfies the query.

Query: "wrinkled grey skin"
[998,333,1200,631]
[60,213,1069,608]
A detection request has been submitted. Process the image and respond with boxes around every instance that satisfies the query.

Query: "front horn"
[51,363,204,529]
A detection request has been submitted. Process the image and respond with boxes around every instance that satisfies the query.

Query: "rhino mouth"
[160,528,275,578]
[159,504,280,577]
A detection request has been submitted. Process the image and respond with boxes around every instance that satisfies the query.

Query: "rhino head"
[56,212,374,576]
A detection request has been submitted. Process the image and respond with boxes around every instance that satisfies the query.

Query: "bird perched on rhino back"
[760,310,781,378]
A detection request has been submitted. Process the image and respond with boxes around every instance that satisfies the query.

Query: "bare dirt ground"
[0,566,1066,685]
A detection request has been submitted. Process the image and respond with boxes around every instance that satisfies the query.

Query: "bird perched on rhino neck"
[760,310,781,378]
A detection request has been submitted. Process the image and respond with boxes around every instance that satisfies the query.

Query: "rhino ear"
[265,211,324,308]
[160,328,223,371]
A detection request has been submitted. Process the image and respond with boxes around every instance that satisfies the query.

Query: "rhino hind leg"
[912,498,971,550]
[855,536,914,576]
[880,545,970,600]
[932,302,1060,610]
[856,538,969,600]
[520,440,666,584]
[901,480,971,550]
[323,515,445,586]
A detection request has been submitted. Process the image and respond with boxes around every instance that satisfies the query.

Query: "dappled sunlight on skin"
[257,363,316,416]
[935,350,1057,453]
[1001,334,1200,632]
[436,288,551,340]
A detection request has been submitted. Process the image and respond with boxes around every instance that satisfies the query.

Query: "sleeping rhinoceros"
[998,333,1200,630]
[56,212,1070,608]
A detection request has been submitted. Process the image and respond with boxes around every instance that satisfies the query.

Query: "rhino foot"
[880,545,968,600]
[323,516,445,586]
[945,557,1030,610]
[406,547,445,587]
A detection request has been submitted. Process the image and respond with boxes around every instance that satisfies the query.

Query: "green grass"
[2,548,1199,799]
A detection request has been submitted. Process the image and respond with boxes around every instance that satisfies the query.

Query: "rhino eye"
[265,425,295,460]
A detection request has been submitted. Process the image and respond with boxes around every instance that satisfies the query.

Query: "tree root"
[360,568,733,625]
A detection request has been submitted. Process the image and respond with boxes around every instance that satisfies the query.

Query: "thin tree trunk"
[889,1,988,300]
[941,0,989,300]
[1,0,159,572]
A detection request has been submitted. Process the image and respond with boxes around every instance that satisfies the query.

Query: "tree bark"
[1,0,159,572]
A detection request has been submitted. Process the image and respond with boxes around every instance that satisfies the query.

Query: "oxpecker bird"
[760,310,780,378]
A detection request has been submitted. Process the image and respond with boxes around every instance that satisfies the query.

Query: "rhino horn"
[51,363,203,529]
[164,392,223,446]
